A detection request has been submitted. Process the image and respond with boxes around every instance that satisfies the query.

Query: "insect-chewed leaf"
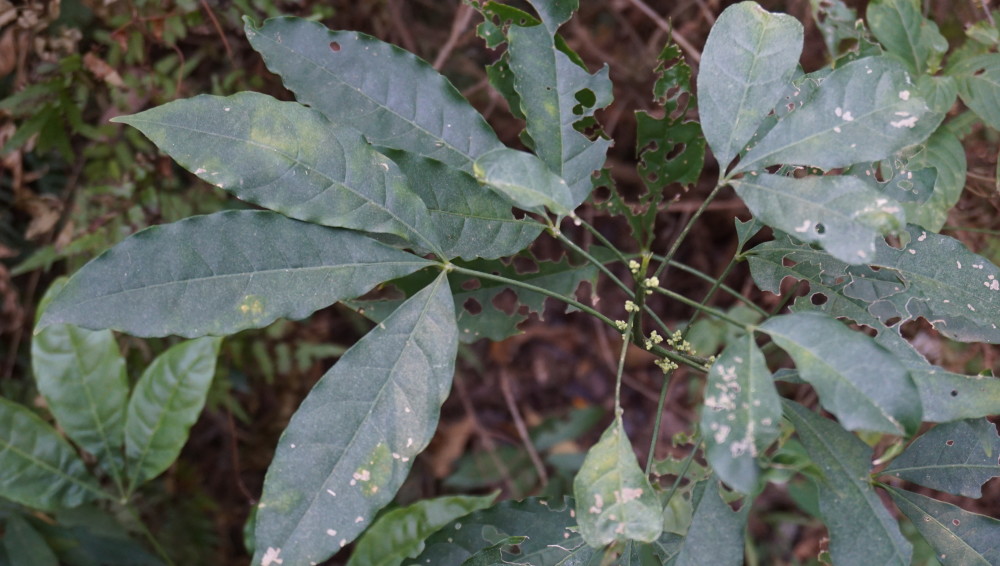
[244,17,503,172]
[886,487,1000,566]
[573,417,663,547]
[472,148,575,215]
[252,273,457,566]
[701,335,782,494]
[867,0,948,75]
[809,0,868,58]
[908,367,1000,423]
[762,312,921,435]
[403,498,597,565]
[112,92,437,249]
[731,173,905,264]
[38,211,433,338]
[783,400,912,566]
[883,419,1000,498]
[736,56,942,173]
[673,479,749,566]
[698,1,803,171]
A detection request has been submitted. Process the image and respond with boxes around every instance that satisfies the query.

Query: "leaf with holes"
[908,367,1000,423]
[735,56,942,174]
[885,487,1000,566]
[244,17,503,173]
[784,400,912,566]
[698,2,802,171]
[731,173,905,264]
[253,274,457,566]
[883,419,1000,498]
[761,312,921,435]
[673,478,750,566]
[38,211,433,338]
[701,335,781,494]
[112,93,438,250]
[574,416,663,547]
[949,54,1000,131]
[867,0,948,75]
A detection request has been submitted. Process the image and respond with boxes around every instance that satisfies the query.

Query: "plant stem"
[651,181,725,281]
[552,227,634,297]
[659,257,768,317]
[569,212,631,264]
[615,314,636,412]
[644,366,675,474]
[661,438,704,507]
[686,253,743,328]
[651,285,754,330]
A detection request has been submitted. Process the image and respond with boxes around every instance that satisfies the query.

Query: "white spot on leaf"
[261,547,283,566]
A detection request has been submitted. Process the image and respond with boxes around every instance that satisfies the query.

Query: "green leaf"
[39,211,433,338]
[700,335,781,494]
[0,396,104,511]
[380,149,541,261]
[347,494,497,566]
[253,273,458,566]
[867,0,948,75]
[573,416,663,547]
[761,312,921,434]
[473,148,575,215]
[886,487,1000,566]
[809,0,865,58]
[32,287,127,480]
[1,515,58,566]
[523,0,576,34]
[124,337,220,490]
[506,21,613,206]
[783,400,912,566]
[404,497,598,565]
[673,479,749,566]
[736,56,942,173]
[883,419,1000,498]
[949,54,1000,131]
[899,129,966,232]
[909,367,1000,422]
[731,173,905,264]
[112,92,437,249]
[697,1,803,170]
[244,17,503,172]
[459,536,528,566]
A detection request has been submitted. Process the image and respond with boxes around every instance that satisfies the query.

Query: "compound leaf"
[784,400,912,566]
[701,335,782,494]
[574,417,662,547]
[473,148,574,215]
[39,211,433,338]
[886,487,1000,566]
[0,397,104,511]
[673,479,749,566]
[762,312,921,434]
[736,57,941,173]
[731,173,905,264]
[125,337,221,490]
[245,17,503,172]
[867,0,948,75]
[253,273,458,566]
[883,419,1000,498]
[347,494,497,566]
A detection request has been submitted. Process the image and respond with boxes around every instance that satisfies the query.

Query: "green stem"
[552,228,634,297]
[651,181,726,281]
[123,502,175,566]
[615,314,636,412]
[651,285,754,330]
[644,366,675,474]
[686,254,743,328]
[661,438,703,507]
[660,258,769,317]
[769,279,804,316]
[570,213,631,264]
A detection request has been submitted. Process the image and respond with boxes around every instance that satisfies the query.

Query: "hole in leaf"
[885,317,901,326]
[463,297,483,315]
[811,293,828,305]
[814,223,826,234]
[492,288,518,315]
[945,440,955,446]
[782,257,797,268]
[950,390,958,397]
[575,88,596,108]
[461,278,481,291]
[508,544,522,555]
[513,256,539,274]
[953,519,961,526]
[330,41,341,52]
[666,143,687,161]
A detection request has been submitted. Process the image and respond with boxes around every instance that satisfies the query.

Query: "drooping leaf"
[867,0,948,75]
[506,20,613,207]
[949,53,1000,131]
[736,56,942,173]
[698,1,803,170]
[0,397,104,511]
[573,417,663,547]
[347,494,497,566]
[673,479,749,566]
[783,400,912,566]
[112,93,438,250]
[761,312,921,434]
[1,515,59,566]
[472,148,574,215]
[883,419,1000,498]
[32,283,127,480]
[886,486,1000,566]
[731,173,905,264]
[244,17,503,172]
[404,498,598,566]
[124,337,221,491]
[253,273,458,566]
[701,335,781,494]
[39,211,433,338]
[380,149,541,261]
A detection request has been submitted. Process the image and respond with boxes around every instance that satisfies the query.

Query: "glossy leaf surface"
[701,335,781,494]
[674,480,749,566]
[0,397,103,511]
[698,1,803,170]
[887,487,1000,566]
[253,274,458,566]
[472,148,574,215]
[347,494,497,566]
[784,400,912,566]
[125,337,221,490]
[40,211,432,338]
[573,417,662,547]
[245,17,503,172]
[762,312,921,434]
[883,419,1000,498]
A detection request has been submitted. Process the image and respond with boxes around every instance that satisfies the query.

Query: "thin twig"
[434,3,475,70]
[624,0,701,63]
[453,373,518,495]
[499,367,549,486]
[199,0,233,63]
